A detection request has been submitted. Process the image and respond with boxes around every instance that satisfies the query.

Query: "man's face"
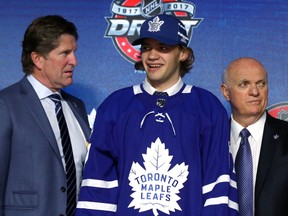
[221,59,268,125]
[33,34,77,92]
[140,38,187,91]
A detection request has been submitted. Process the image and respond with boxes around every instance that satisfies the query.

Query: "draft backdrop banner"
[0,0,287,125]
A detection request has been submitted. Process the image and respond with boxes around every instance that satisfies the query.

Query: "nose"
[249,84,259,96]
[148,49,160,60]
[69,52,78,66]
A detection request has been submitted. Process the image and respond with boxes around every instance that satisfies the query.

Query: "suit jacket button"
[60,186,66,192]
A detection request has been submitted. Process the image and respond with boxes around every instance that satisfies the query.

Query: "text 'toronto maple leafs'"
[128,137,189,216]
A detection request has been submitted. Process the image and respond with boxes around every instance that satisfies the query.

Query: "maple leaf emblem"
[148,16,164,32]
[128,138,189,215]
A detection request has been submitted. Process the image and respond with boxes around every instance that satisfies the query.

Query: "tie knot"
[153,91,169,97]
[49,94,62,104]
[240,128,250,139]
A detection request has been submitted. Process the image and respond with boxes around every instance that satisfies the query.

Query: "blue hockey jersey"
[76,83,238,215]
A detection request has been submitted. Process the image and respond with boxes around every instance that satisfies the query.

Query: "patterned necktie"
[235,128,253,216]
[49,94,76,216]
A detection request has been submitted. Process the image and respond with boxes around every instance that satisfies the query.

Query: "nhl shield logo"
[140,0,163,18]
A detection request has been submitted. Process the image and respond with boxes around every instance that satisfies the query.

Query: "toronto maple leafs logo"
[148,16,164,32]
[128,138,189,215]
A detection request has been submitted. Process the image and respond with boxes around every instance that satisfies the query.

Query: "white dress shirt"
[230,112,266,212]
[27,75,87,196]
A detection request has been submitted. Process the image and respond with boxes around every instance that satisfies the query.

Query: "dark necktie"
[49,94,76,216]
[235,128,253,216]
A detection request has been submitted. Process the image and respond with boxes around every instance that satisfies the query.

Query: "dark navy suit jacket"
[254,113,288,216]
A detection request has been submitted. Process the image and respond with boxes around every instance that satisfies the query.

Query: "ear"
[31,52,44,70]
[179,48,189,62]
[220,84,230,101]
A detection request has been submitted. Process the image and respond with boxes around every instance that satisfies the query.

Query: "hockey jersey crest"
[128,137,189,215]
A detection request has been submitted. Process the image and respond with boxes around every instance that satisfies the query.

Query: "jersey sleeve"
[199,95,238,215]
[75,96,120,216]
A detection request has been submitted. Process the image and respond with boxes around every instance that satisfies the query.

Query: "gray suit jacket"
[0,77,91,216]
[255,112,288,216]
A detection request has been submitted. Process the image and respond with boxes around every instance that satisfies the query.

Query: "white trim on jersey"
[81,179,118,188]
[182,84,193,93]
[77,201,117,212]
[204,196,239,211]
[133,85,143,95]
[202,174,231,194]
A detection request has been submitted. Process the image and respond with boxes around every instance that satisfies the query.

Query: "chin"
[63,81,73,87]
[249,111,263,117]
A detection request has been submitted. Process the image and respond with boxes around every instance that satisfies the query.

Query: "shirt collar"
[231,112,266,144]
[142,78,184,96]
[27,74,60,99]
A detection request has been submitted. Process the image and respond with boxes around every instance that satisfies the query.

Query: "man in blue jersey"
[76,14,238,216]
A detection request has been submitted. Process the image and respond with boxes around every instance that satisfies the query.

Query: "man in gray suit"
[221,57,288,216]
[0,15,91,216]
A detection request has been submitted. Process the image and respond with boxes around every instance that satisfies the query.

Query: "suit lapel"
[255,114,280,201]
[19,77,63,163]
[62,91,91,141]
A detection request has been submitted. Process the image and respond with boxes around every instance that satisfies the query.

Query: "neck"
[233,112,265,128]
